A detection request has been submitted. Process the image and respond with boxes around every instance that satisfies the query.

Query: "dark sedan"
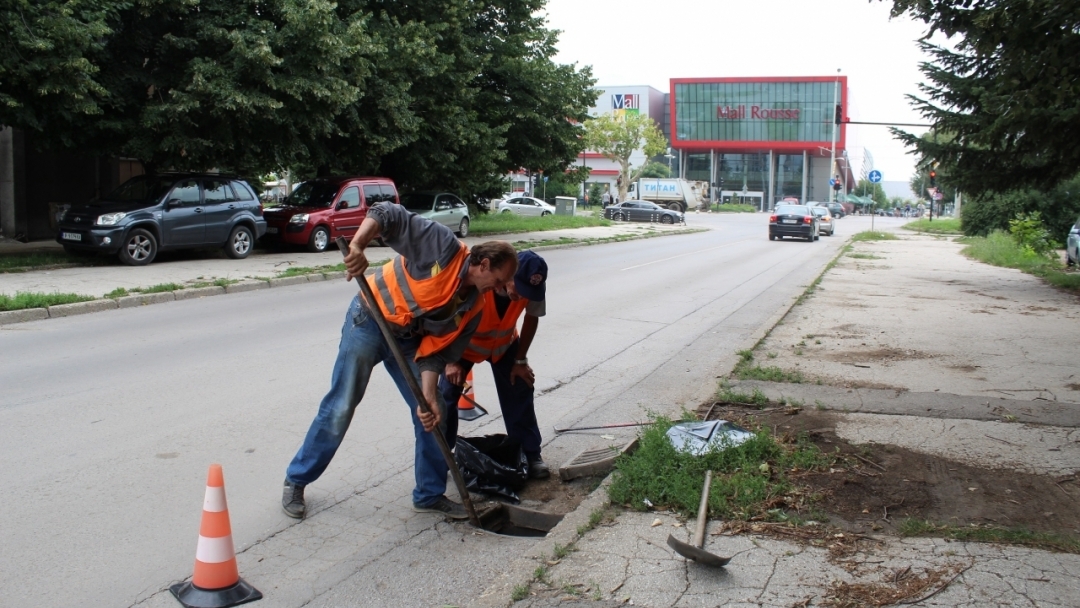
[769,204,819,241]
[603,200,683,224]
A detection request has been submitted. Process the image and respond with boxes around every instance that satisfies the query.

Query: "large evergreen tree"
[889,0,1080,196]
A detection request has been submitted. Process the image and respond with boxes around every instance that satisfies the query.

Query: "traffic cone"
[457,370,487,421]
[170,464,262,608]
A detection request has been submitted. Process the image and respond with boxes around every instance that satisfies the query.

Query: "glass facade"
[775,154,804,200]
[718,154,769,195]
[674,81,835,143]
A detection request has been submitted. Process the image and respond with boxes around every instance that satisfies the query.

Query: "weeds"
[275,262,348,278]
[848,253,884,260]
[136,282,185,294]
[0,251,107,272]
[470,213,609,237]
[577,507,608,536]
[851,231,898,242]
[898,519,1080,554]
[552,543,573,560]
[962,231,1080,292]
[733,350,804,383]
[608,416,834,521]
[105,288,129,298]
[716,384,769,407]
[902,217,962,234]
[0,291,96,311]
[510,584,529,602]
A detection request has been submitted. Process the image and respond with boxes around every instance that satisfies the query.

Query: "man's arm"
[344,217,382,280]
[509,313,539,387]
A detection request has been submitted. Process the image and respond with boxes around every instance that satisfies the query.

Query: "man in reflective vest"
[439,251,550,479]
[282,203,518,520]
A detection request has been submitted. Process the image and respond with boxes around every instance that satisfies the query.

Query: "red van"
[262,176,398,252]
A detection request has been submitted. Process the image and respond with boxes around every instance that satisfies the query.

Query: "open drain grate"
[558,439,639,481]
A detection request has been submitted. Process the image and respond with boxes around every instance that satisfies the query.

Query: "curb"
[0,228,701,326]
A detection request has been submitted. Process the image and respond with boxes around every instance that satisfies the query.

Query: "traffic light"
[832,179,842,192]
[834,104,842,125]
[929,170,937,187]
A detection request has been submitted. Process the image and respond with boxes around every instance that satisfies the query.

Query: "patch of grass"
[717,383,770,407]
[708,203,758,213]
[134,282,185,294]
[532,566,548,583]
[552,543,573,560]
[608,416,834,520]
[105,288,130,299]
[0,251,107,272]
[899,519,1080,554]
[561,583,582,596]
[577,507,607,536]
[0,291,96,311]
[962,231,1080,291]
[275,262,348,278]
[851,231,898,242]
[733,350,803,383]
[902,217,963,234]
[510,584,529,602]
[470,213,610,237]
[848,253,884,260]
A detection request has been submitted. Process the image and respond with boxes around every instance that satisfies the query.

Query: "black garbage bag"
[455,434,529,503]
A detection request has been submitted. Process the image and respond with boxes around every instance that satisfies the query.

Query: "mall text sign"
[717,105,800,120]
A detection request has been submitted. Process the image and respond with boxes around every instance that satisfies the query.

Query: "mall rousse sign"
[716,105,800,120]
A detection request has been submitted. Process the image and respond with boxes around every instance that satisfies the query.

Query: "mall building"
[578,77,853,210]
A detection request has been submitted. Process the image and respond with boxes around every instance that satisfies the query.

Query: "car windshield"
[286,182,338,208]
[400,193,436,211]
[811,207,829,217]
[775,205,810,215]
[102,176,175,204]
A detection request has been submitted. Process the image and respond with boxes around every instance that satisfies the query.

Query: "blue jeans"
[439,339,543,461]
[286,295,449,507]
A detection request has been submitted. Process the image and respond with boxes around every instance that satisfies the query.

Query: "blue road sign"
[829,178,836,186]
[868,170,883,183]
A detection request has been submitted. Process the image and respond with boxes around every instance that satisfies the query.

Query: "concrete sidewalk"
[0,223,702,324]
[467,232,1080,608]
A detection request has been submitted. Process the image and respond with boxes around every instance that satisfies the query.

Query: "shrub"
[1007,212,1056,258]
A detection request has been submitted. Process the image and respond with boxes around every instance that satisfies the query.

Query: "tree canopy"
[581,112,666,202]
[0,0,596,196]
[889,0,1080,196]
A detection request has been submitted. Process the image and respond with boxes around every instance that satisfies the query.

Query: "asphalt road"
[0,212,894,607]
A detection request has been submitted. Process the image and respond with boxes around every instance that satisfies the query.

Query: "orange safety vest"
[462,293,529,364]
[365,242,482,358]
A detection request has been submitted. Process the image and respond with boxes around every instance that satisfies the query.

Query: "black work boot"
[528,459,551,480]
[282,479,306,519]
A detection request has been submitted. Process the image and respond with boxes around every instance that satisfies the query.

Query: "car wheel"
[613,212,626,222]
[456,217,470,238]
[501,209,513,214]
[225,225,254,259]
[660,214,674,225]
[541,211,551,217]
[667,203,682,212]
[769,234,775,241]
[307,226,330,253]
[118,228,157,266]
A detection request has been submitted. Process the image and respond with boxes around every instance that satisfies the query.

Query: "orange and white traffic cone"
[457,370,487,421]
[170,464,262,608]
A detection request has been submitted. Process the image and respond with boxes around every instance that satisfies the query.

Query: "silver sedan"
[498,196,555,217]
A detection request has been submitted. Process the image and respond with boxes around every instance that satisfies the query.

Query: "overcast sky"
[543,0,935,185]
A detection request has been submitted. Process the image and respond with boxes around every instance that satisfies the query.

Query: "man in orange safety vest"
[440,251,550,479]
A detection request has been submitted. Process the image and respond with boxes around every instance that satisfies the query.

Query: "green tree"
[638,161,671,179]
[889,0,1080,196]
[961,173,1080,242]
[582,112,666,202]
[854,179,888,207]
[0,0,596,197]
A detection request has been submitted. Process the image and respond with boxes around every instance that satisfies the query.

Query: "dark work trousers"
[439,339,543,462]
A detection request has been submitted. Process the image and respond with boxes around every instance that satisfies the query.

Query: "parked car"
[810,206,835,236]
[400,192,471,237]
[827,202,846,218]
[602,200,683,224]
[57,174,266,266]
[262,176,398,252]
[1067,216,1080,267]
[769,204,819,241]
[498,196,555,217]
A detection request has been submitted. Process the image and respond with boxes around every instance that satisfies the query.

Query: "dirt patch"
[699,404,1080,537]
[509,474,600,516]
[1067,383,1080,392]
[947,364,980,373]
[825,348,933,365]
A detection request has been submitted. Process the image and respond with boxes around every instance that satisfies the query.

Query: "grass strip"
[0,251,108,272]
[962,231,1080,291]
[899,519,1080,553]
[469,213,610,237]
[902,217,962,234]
[275,262,348,278]
[608,415,833,520]
[851,231,898,242]
[0,291,96,311]
[707,204,758,213]
[733,349,804,383]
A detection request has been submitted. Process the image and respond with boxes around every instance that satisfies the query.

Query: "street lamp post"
[829,69,840,204]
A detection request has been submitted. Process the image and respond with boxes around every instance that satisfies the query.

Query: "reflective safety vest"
[461,294,528,363]
[365,242,481,358]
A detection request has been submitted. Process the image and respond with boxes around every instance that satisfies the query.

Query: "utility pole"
[828,69,840,204]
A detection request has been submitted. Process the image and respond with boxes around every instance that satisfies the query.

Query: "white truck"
[627,178,709,212]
